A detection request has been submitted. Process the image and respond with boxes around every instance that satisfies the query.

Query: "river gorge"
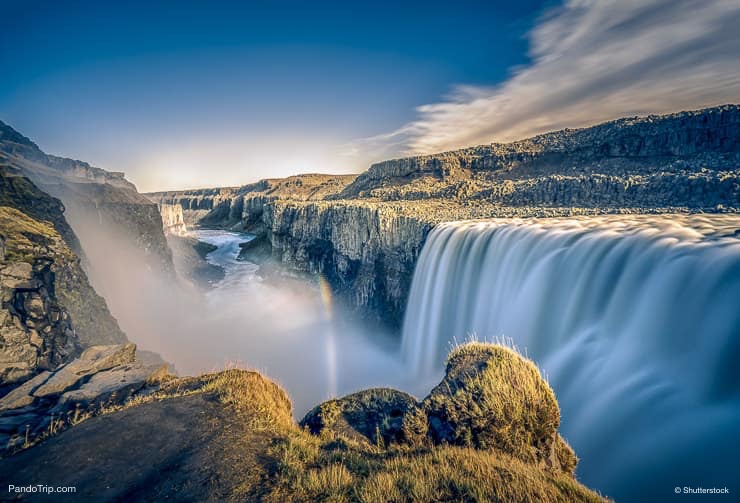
[2,105,738,502]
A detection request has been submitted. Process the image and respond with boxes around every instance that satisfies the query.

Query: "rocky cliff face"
[0,225,80,385]
[0,172,126,349]
[150,106,740,329]
[0,120,174,277]
[264,201,432,326]
[157,203,188,236]
[339,104,739,199]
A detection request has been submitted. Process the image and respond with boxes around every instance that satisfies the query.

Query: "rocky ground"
[1,343,609,502]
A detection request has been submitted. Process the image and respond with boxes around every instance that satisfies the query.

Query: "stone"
[33,344,136,397]
[57,362,163,407]
[420,343,576,474]
[0,262,35,289]
[0,371,50,411]
[301,388,419,446]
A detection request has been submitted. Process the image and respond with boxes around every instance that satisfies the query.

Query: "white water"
[401,215,740,501]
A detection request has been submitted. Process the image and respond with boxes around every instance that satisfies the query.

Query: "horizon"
[4,101,738,194]
[2,0,739,192]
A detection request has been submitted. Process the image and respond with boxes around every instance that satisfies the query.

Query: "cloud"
[360,0,740,158]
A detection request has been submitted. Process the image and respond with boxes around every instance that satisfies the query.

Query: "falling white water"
[401,214,740,501]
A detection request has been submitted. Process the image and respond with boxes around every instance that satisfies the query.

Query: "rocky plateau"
[148,105,740,328]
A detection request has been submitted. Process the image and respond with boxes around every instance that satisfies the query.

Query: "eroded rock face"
[0,120,176,279]
[0,237,80,385]
[339,105,740,199]
[265,201,432,327]
[149,106,740,328]
[158,202,188,236]
[0,180,127,348]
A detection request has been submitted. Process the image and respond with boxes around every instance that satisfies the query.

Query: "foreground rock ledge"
[0,343,609,502]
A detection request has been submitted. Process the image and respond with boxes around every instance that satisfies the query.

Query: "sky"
[1,0,738,192]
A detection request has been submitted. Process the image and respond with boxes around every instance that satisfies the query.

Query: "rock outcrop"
[0,342,168,453]
[301,388,418,446]
[158,202,188,236]
[338,104,739,199]
[1,347,606,502]
[0,172,127,348]
[0,204,126,383]
[0,120,174,277]
[0,249,79,385]
[301,342,577,475]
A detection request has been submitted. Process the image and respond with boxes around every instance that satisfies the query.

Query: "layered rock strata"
[0,342,168,453]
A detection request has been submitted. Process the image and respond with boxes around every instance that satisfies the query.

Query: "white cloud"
[360,0,740,158]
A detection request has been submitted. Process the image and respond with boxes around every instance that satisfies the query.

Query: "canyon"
[0,105,738,501]
[148,105,739,328]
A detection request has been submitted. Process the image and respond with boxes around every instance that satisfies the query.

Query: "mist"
[61,209,410,415]
[402,215,740,500]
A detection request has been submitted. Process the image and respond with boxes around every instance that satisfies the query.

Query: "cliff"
[338,104,739,199]
[0,171,126,352]
[157,203,188,236]
[0,120,174,276]
[150,105,740,328]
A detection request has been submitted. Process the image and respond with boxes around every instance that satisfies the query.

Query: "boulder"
[57,362,167,408]
[33,344,136,398]
[420,343,576,474]
[0,371,50,412]
[301,388,419,446]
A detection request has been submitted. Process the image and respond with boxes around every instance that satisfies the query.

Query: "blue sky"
[0,0,548,190]
[2,0,738,191]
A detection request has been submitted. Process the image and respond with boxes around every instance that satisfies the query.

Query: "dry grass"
[10,350,607,501]
[262,431,606,503]
[423,342,571,471]
[0,205,64,262]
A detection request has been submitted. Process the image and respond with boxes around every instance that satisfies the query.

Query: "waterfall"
[401,215,740,500]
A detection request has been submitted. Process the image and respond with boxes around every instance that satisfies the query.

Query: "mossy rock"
[421,343,577,474]
[301,387,419,446]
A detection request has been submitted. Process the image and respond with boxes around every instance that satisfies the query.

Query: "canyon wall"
[0,169,127,350]
[150,105,740,328]
[339,104,739,197]
[158,203,188,236]
[0,120,174,277]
